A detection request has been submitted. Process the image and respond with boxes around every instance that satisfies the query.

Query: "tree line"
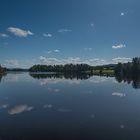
[29,64,93,73]
[115,57,140,76]
[0,65,6,74]
[114,57,140,89]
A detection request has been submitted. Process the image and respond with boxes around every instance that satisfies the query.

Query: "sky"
[0,0,140,68]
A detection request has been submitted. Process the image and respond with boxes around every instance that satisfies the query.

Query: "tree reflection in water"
[0,72,139,89]
[29,72,92,80]
[0,73,6,83]
[29,72,140,89]
[115,74,140,89]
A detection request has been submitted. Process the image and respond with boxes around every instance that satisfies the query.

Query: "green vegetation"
[29,64,93,73]
[0,65,6,82]
[93,69,114,75]
[115,57,140,76]
[114,57,140,89]
[29,64,116,76]
[0,65,6,74]
[1,57,140,77]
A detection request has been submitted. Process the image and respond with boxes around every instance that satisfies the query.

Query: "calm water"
[0,72,140,140]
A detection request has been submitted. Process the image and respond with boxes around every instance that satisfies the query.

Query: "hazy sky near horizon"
[0,0,140,68]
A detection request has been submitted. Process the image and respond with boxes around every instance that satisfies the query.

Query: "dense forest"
[0,65,6,82]
[29,58,140,75]
[29,64,93,73]
[0,65,6,74]
[1,57,140,88]
[114,57,140,89]
[1,57,140,75]
[115,57,140,76]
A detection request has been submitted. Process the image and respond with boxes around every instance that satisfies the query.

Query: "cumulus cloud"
[38,56,132,66]
[39,56,109,66]
[58,29,72,33]
[5,59,19,67]
[8,104,34,115]
[112,57,132,64]
[40,56,61,65]
[88,59,108,66]
[112,44,126,49]
[43,33,52,37]
[8,27,33,37]
[0,33,9,38]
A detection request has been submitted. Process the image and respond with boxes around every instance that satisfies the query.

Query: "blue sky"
[0,0,140,68]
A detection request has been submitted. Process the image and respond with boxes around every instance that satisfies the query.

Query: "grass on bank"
[93,69,114,74]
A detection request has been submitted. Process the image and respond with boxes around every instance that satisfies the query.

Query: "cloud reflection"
[120,124,125,129]
[44,104,53,109]
[112,92,126,97]
[0,104,9,109]
[89,76,113,83]
[48,88,60,93]
[3,74,19,82]
[8,104,34,115]
[39,78,81,86]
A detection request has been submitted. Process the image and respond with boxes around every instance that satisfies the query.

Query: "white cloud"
[8,104,34,115]
[46,49,60,54]
[54,49,60,53]
[58,29,72,33]
[38,56,132,66]
[0,33,9,38]
[5,59,19,67]
[120,12,125,16]
[40,56,62,65]
[112,44,126,49]
[112,57,132,64]
[43,33,52,37]
[39,56,108,66]
[8,27,33,37]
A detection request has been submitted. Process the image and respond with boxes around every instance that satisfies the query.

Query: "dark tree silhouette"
[29,64,93,73]
[115,57,140,89]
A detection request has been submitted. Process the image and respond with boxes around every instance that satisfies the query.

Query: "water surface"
[0,72,140,140]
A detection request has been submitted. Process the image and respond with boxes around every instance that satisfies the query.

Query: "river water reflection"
[0,72,140,140]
